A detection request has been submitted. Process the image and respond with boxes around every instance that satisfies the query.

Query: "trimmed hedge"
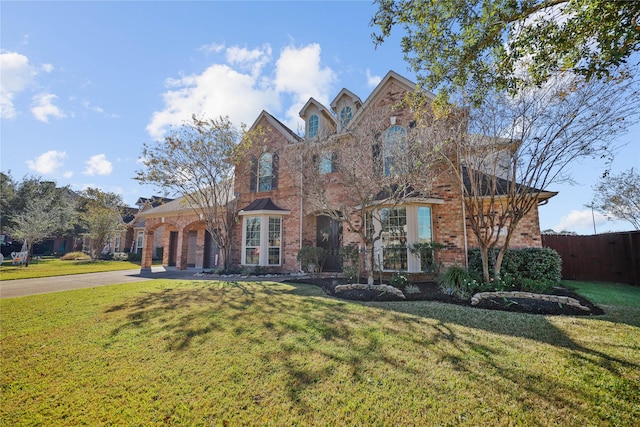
[468,247,562,293]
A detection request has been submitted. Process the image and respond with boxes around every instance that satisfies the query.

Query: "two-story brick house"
[139,71,555,274]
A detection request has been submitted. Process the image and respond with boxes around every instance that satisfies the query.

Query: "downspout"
[299,152,304,272]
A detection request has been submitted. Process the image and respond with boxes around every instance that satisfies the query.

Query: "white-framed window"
[383,125,407,176]
[136,231,144,255]
[371,205,434,272]
[258,153,273,192]
[114,236,121,252]
[308,114,319,138]
[242,215,283,266]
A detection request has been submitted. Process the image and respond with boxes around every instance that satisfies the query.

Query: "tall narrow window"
[340,106,352,129]
[308,115,319,138]
[268,217,282,265]
[381,207,408,270]
[417,206,432,243]
[258,153,272,192]
[319,153,333,174]
[136,231,144,255]
[383,125,407,176]
[244,217,261,265]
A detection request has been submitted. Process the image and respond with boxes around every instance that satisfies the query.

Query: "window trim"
[258,153,273,192]
[371,204,434,272]
[241,214,284,266]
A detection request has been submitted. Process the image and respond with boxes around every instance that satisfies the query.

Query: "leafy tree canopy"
[372,0,640,103]
[592,168,640,230]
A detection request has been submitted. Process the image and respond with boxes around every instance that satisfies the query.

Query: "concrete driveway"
[0,267,201,299]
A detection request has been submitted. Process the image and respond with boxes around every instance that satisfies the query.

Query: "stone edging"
[335,284,406,299]
[470,291,591,311]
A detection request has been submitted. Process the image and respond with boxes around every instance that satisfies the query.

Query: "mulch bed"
[283,277,604,316]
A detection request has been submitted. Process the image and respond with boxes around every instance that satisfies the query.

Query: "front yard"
[0,257,142,280]
[1,279,638,425]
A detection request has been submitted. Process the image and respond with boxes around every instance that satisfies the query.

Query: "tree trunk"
[479,244,490,284]
[367,246,375,288]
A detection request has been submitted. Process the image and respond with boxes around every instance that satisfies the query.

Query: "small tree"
[592,168,640,230]
[77,188,126,260]
[136,115,257,270]
[8,177,76,265]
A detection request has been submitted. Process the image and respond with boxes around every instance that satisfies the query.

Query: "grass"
[2,279,639,426]
[0,257,141,280]
[563,280,640,307]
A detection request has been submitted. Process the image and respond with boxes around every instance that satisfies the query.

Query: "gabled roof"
[249,110,302,144]
[298,97,337,128]
[346,70,433,131]
[330,88,363,113]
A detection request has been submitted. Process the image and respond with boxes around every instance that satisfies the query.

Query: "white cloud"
[274,44,337,125]
[83,154,113,176]
[31,93,66,123]
[41,63,54,73]
[26,150,67,174]
[0,51,36,119]
[147,42,337,139]
[199,42,225,54]
[553,209,607,233]
[366,69,382,88]
[63,171,73,179]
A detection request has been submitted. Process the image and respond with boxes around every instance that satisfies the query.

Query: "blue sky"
[1,1,638,235]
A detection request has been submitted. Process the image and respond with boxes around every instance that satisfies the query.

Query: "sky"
[1,1,638,236]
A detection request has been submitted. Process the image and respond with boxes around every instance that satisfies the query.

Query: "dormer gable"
[330,88,362,132]
[299,98,336,139]
[249,110,301,145]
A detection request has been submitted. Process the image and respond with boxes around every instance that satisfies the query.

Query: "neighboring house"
[128,196,173,256]
[139,71,555,273]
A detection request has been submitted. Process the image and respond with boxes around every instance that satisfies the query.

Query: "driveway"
[0,267,201,299]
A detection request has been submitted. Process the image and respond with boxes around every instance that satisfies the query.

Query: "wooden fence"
[542,231,640,286]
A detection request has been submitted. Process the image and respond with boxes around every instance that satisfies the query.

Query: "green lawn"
[2,279,639,426]
[0,258,141,280]
[564,280,640,307]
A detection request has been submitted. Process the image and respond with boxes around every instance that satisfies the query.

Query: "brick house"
[139,71,555,273]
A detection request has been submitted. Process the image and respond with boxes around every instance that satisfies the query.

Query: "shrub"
[297,246,325,273]
[468,247,561,292]
[404,284,420,295]
[439,266,478,299]
[127,252,142,262]
[60,252,91,261]
[341,244,361,283]
[390,272,408,288]
[113,252,128,261]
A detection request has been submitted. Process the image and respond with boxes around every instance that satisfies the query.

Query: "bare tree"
[289,103,437,286]
[136,115,258,270]
[421,70,640,283]
[592,168,640,230]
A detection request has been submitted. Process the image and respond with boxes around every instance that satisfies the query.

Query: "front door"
[316,215,342,272]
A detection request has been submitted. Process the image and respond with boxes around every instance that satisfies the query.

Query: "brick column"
[141,229,155,270]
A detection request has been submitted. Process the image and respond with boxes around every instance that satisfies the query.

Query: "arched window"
[308,115,319,138]
[340,106,352,129]
[383,125,407,176]
[258,153,272,192]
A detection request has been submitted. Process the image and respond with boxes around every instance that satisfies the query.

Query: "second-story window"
[308,114,319,138]
[258,153,272,192]
[383,125,407,176]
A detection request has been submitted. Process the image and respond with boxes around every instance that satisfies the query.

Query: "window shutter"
[271,152,279,190]
[249,156,257,193]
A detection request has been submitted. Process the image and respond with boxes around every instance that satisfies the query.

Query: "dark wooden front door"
[316,215,342,272]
